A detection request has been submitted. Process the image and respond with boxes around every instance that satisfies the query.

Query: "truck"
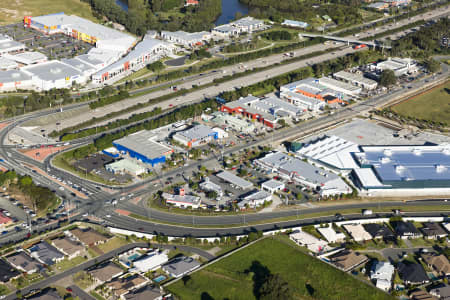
[353,44,367,50]
[362,209,373,216]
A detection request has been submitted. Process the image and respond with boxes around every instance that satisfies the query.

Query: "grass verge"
[391,80,450,125]
[127,204,450,229]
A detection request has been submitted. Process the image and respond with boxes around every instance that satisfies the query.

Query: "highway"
[26,5,450,136]
[0,56,447,244]
[0,18,448,245]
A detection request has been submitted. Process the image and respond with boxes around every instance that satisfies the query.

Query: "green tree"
[259,274,292,300]
[379,69,397,87]
[424,58,440,73]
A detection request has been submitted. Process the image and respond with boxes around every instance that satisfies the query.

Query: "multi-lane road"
[0,16,448,245]
[27,5,450,136]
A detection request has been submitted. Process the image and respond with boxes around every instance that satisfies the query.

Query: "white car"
[105,215,111,218]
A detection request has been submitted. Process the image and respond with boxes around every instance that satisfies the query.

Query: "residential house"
[289,230,329,253]
[343,224,372,242]
[430,284,450,299]
[162,256,201,278]
[363,223,396,242]
[6,251,41,274]
[133,251,169,273]
[124,285,164,300]
[370,261,394,291]
[51,236,84,260]
[397,262,429,285]
[68,227,109,246]
[27,289,63,300]
[89,262,124,285]
[422,254,450,277]
[329,250,368,272]
[28,241,64,266]
[392,221,422,239]
[410,290,438,300]
[421,223,447,240]
[106,274,149,298]
[0,259,20,282]
[317,226,346,243]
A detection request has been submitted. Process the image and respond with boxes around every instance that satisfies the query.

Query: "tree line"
[0,171,58,212]
[240,0,362,26]
[81,0,222,35]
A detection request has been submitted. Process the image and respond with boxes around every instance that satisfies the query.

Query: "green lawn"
[167,237,395,300]
[53,256,87,272]
[0,0,98,25]
[391,81,450,125]
[0,284,10,296]
[97,237,128,253]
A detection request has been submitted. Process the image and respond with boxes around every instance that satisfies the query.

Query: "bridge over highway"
[299,33,392,49]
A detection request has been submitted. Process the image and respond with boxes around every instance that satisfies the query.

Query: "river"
[115,0,249,25]
[215,0,249,25]
[115,0,128,12]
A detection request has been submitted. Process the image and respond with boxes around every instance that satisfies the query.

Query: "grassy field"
[167,236,394,300]
[0,0,98,25]
[391,80,450,125]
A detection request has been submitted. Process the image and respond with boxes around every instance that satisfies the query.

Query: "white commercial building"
[216,170,253,190]
[92,36,174,84]
[238,190,271,209]
[295,135,360,170]
[352,144,450,191]
[28,13,136,53]
[282,19,309,29]
[162,192,201,209]
[280,90,325,112]
[289,230,329,253]
[317,227,346,243]
[0,70,33,91]
[317,77,361,97]
[133,252,169,273]
[334,70,378,90]
[0,57,18,70]
[212,17,265,38]
[370,57,417,77]
[212,112,256,133]
[211,24,241,37]
[105,159,147,176]
[173,124,219,148]
[255,152,351,197]
[200,177,223,197]
[261,179,285,194]
[370,261,394,291]
[21,60,86,91]
[220,95,303,128]
[0,39,26,55]
[343,224,372,242]
[160,31,211,47]
[7,52,47,65]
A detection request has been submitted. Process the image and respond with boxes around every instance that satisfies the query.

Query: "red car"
[169,104,173,107]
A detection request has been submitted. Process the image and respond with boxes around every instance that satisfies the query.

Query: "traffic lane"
[6,242,149,300]
[116,199,450,226]
[104,210,450,238]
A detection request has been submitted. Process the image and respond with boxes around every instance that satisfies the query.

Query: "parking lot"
[0,23,93,60]
[299,119,450,146]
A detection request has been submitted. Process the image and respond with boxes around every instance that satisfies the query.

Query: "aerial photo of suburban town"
[0,0,448,299]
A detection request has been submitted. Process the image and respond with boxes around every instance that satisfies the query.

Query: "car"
[335,213,344,221]
[66,287,73,292]
[105,215,111,218]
